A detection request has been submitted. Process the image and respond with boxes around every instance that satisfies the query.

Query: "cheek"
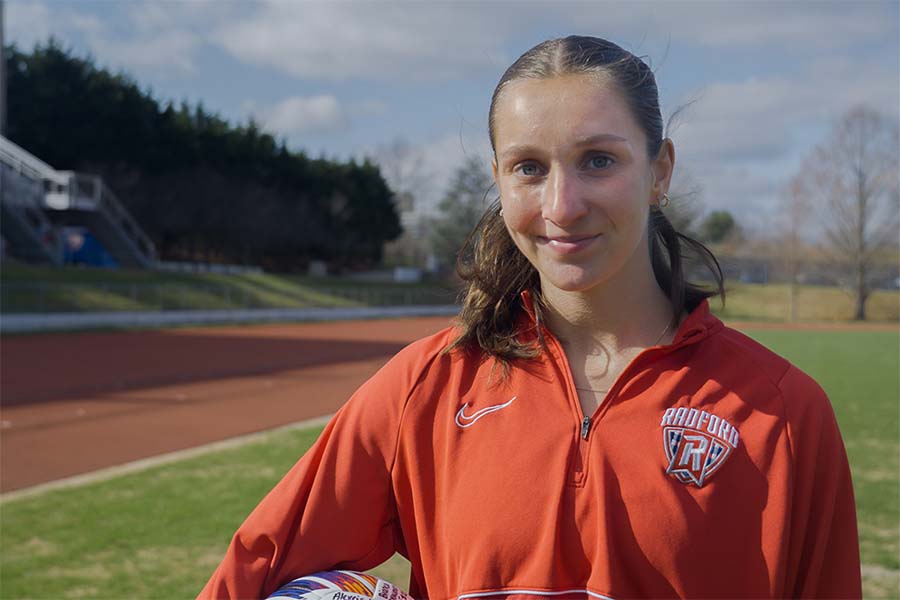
[604,174,652,223]
[501,204,535,235]
[499,187,541,234]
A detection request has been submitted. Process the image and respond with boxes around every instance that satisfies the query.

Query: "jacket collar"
[519,289,722,348]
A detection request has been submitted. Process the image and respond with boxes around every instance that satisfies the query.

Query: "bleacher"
[0,135,157,269]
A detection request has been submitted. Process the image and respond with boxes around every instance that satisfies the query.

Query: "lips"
[537,234,601,255]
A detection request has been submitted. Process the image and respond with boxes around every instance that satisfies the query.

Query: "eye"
[513,161,543,178]
[586,154,615,170]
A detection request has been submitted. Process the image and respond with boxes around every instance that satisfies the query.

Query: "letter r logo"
[678,434,710,471]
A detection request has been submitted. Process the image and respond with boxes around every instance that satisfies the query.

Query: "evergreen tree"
[4,41,399,271]
[698,210,737,243]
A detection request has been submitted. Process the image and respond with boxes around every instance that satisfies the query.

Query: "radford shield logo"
[660,407,740,487]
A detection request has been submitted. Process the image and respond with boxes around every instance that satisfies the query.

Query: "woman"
[200,36,861,599]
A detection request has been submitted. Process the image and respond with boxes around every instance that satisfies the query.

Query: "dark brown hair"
[449,35,724,363]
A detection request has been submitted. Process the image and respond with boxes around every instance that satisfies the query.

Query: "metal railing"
[0,159,65,264]
[48,171,158,263]
[0,135,66,186]
[0,135,157,267]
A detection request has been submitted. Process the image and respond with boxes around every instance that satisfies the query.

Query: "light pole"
[0,0,6,136]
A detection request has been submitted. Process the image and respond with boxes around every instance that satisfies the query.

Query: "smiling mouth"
[537,234,602,254]
[539,235,599,244]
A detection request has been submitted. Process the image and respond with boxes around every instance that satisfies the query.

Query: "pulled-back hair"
[449,35,724,364]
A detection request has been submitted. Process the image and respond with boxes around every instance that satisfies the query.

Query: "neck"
[541,250,674,355]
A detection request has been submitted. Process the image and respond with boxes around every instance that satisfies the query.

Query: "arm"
[198,346,422,599]
[781,365,862,598]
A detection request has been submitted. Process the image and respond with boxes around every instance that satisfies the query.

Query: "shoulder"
[709,326,792,386]
[700,325,833,426]
[332,325,464,458]
[346,324,476,414]
[363,325,461,392]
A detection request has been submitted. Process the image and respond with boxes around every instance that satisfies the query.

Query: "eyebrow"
[498,134,629,160]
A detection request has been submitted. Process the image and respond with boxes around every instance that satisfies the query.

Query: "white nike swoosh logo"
[455,396,517,428]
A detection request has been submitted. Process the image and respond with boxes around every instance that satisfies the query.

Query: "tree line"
[4,41,400,271]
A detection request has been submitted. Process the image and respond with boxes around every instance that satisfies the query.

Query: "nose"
[541,165,589,227]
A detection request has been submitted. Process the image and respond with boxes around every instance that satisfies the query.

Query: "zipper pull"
[581,416,592,440]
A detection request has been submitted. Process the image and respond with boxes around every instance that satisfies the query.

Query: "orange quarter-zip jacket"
[200,298,861,599]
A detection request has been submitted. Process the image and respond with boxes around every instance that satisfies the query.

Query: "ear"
[491,158,500,187]
[650,138,675,201]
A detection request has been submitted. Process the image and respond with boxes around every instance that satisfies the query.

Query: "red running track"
[0,317,453,492]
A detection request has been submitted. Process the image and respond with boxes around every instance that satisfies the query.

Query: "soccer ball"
[266,570,413,600]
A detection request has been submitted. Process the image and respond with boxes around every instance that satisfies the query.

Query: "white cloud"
[5,0,215,75]
[668,58,897,229]
[673,78,807,163]
[213,1,516,81]
[210,2,898,83]
[263,95,347,135]
[666,3,895,49]
[11,1,896,86]
[562,1,896,51]
[672,56,899,166]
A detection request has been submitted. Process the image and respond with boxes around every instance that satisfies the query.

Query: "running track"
[1,317,893,493]
[0,317,453,492]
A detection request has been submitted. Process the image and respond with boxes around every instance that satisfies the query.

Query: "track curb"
[0,414,333,503]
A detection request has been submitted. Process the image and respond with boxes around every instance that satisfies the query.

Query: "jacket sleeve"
[781,365,862,598]
[198,342,425,599]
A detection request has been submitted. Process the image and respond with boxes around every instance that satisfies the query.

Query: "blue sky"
[7,0,899,232]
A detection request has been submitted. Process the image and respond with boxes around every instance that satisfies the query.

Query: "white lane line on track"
[0,414,334,504]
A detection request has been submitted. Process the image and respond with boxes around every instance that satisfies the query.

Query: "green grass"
[0,426,328,599]
[0,330,897,598]
[0,263,457,313]
[745,329,900,586]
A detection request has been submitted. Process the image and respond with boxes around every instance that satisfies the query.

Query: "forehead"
[492,74,642,151]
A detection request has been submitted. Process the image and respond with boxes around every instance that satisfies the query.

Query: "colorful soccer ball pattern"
[267,570,412,600]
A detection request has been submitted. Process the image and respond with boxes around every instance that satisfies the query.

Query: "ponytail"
[446,201,544,363]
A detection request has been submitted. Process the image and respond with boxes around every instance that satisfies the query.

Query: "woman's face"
[491,74,672,295]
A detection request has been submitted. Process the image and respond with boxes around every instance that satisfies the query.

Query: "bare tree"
[370,137,431,214]
[370,138,434,268]
[429,156,492,272]
[793,106,899,320]
[782,176,813,321]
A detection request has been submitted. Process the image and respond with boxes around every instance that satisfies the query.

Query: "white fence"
[0,305,460,333]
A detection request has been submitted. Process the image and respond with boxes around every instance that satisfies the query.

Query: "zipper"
[545,324,704,484]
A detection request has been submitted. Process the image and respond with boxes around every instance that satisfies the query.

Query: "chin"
[540,266,608,293]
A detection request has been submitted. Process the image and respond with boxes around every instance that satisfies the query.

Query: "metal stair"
[0,141,64,265]
[0,135,156,268]
[43,172,157,269]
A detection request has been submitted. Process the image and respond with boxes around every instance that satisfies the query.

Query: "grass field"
[0,329,897,598]
[2,262,898,322]
[0,263,457,313]
[714,282,899,323]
